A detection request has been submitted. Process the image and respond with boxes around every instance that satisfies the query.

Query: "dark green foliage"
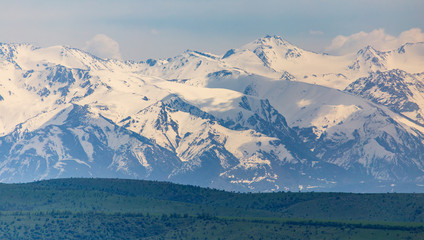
[0,212,422,240]
[0,178,423,239]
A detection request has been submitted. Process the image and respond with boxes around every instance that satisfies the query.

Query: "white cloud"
[326,28,424,55]
[84,34,122,60]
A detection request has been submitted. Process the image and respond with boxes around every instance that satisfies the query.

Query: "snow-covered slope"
[201,73,424,182]
[346,69,424,124]
[386,42,424,73]
[0,104,182,182]
[0,35,424,192]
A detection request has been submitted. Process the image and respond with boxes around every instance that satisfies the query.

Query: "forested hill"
[0,178,423,222]
[0,178,423,239]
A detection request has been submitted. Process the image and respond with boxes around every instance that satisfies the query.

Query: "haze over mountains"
[0,35,424,192]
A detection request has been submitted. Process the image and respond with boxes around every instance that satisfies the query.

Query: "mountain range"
[1,35,424,192]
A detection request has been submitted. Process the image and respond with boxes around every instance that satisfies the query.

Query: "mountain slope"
[204,73,424,183]
[345,69,424,124]
[0,104,183,182]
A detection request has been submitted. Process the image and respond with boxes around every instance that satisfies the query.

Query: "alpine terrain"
[1,35,424,192]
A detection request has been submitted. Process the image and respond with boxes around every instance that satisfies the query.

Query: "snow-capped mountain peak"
[239,35,305,70]
[245,35,302,56]
[348,45,388,72]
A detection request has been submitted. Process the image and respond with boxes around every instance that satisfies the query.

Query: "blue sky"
[1,0,423,60]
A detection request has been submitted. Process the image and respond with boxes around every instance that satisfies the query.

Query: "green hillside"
[0,178,423,239]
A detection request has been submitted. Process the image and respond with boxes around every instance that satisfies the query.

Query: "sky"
[0,0,423,60]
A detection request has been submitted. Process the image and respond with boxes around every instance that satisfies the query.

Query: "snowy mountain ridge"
[0,35,423,192]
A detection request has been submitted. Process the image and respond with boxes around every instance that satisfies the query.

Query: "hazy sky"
[1,0,423,60]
